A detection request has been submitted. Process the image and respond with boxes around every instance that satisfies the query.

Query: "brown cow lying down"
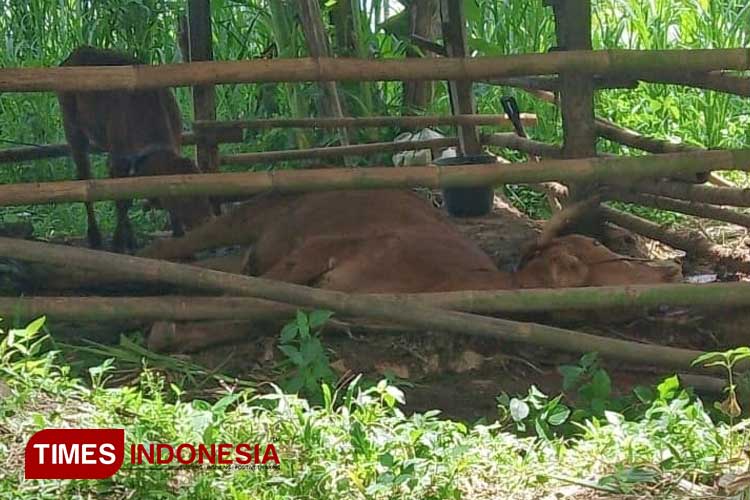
[58,46,214,252]
[140,189,682,352]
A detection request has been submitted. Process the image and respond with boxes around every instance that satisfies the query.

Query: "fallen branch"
[601,205,750,273]
[606,189,750,228]
[0,150,743,206]
[220,137,458,165]
[0,236,707,370]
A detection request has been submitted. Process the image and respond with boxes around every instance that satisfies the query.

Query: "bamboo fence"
[2,50,750,92]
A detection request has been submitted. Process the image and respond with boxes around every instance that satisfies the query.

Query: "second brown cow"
[58,46,213,252]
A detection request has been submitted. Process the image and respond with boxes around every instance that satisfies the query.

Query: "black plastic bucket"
[436,153,497,217]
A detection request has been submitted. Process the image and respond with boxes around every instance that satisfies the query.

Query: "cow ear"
[548,253,588,288]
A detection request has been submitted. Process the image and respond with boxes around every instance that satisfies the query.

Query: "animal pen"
[2,0,750,377]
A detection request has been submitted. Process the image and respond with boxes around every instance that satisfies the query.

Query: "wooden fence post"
[185,0,221,213]
[298,0,353,162]
[439,0,482,155]
[546,0,599,231]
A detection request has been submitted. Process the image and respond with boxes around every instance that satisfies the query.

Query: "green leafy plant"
[278,310,336,403]
[497,385,571,439]
[559,353,616,419]
[692,347,750,458]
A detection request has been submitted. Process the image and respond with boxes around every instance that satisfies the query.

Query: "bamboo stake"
[194,114,536,131]
[0,236,707,369]
[628,181,750,207]
[2,49,750,92]
[601,205,750,273]
[4,281,750,321]
[606,189,750,228]
[221,137,458,165]
[440,0,482,155]
[0,150,745,206]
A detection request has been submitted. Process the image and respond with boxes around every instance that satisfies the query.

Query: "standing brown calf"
[58,46,213,251]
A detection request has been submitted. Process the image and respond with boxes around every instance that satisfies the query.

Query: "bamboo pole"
[440,0,482,155]
[518,87,711,183]
[601,205,750,273]
[486,75,638,91]
[4,281,750,321]
[606,189,750,228]
[0,236,708,370]
[481,132,562,157]
[628,181,750,207]
[0,132,202,164]
[0,150,745,206]
[184,1,220,176]
[194,114,536,131]
[298,0,353,152]
[2,50,750,92]
[221,137,459,165]
[643,71,750,97]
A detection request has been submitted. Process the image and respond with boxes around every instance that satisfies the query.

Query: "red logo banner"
[25,428,125,479]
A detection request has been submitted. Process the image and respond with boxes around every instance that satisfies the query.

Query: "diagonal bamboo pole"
[605,189,750,228]
[628,181,750,207]
[0,236,707,370]
[601,205,750,273]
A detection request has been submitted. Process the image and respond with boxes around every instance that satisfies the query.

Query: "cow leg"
[59,94,102,248]
[169,212,185,238]
[110,158,137,253]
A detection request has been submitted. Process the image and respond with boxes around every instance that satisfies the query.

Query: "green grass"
[1,317,748,499]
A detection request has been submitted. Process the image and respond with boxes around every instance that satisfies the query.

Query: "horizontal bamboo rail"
[2,50,750,92]
[4,281,750,321]
[0,131,233,164]
[492,71,750,97]
[0,150,745,205]
[0,236,708,370]
[196,114,537,131]
[221,137,458,165]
